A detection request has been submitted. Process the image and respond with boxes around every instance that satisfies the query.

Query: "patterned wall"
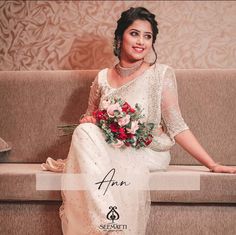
[0,0,236,70]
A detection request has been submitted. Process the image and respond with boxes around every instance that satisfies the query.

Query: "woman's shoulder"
[153,63,176,79]
[96,68,108,77]
[94,68,109,86]
[154,62,174,71]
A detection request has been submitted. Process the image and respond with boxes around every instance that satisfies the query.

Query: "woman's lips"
[133,47,144,53]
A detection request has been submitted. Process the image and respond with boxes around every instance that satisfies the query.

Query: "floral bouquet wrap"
[58,97,155,149]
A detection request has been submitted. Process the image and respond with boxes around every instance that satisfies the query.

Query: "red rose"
[110,123,119,133]
[144,134,153,146]
[93,110,107,121]
[122,102,131,113]
[118,127,127,140]
[118,133,127,140]
[119,127,125,133]
[129,108,135,113]
[126,133,134,139]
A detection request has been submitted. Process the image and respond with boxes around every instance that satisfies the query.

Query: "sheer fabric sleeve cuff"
[161,66,189,140]
[83,75,101,117]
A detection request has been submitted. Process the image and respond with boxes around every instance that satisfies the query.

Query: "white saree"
[43,63,189,234]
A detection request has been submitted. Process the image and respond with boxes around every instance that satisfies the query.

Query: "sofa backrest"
[0,69,235,165]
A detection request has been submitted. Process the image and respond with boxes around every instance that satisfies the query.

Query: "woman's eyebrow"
[129,29,153,34]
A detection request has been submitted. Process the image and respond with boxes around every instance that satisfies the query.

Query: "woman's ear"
[113,38,121,57]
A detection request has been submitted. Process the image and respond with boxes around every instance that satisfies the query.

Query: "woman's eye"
[145,34,152,40]
[130,31,138,36]
[130,31,152,40]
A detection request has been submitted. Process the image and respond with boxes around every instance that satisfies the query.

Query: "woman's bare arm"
[175,129,236,174]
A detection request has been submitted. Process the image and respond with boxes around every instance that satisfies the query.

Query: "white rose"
[107,103,122,117]
[126,121,139,134]
[118,115,130,127]
[101,99,111,110]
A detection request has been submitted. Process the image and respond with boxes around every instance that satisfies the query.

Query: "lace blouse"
[83,63,189,151]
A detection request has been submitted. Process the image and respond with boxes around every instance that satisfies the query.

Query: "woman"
[59,7,236,235]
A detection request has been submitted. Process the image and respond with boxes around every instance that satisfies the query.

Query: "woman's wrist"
[79,114,86,121]
[207,162,221,172]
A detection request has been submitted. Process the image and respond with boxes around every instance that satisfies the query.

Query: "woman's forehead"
[126,19,152,33]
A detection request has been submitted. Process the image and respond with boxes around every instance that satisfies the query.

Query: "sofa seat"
[0,163,235,203]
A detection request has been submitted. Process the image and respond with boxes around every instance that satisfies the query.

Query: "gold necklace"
[114,60,144,78]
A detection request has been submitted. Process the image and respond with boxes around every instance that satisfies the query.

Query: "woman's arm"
[175,129,236,173]
[80,75,101,124]
[161,66,236,174]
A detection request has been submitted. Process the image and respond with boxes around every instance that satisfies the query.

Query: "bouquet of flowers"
[93,97,154,149]
[58,97,154,149]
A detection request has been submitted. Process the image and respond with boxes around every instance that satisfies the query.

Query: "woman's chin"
[129,55,146,62]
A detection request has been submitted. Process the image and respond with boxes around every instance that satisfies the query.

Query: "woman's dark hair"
[113,7,159,64]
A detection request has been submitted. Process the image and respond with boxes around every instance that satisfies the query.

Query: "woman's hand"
[79,115,96,124]
[210,164,236,174]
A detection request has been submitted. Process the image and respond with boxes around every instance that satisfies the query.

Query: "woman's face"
[120,19,153,63]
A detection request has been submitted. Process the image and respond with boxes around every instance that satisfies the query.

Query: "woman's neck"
[119,58,144,68]
[115,59,144,78]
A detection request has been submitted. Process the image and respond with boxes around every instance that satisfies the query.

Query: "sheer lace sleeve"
[161,66,189,139]
[83,75,101,117]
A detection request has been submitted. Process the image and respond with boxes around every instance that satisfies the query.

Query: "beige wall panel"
[0,1,235,70]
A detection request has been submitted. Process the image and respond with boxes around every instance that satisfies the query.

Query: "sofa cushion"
[0,164,235,203]
[0,70,97,163]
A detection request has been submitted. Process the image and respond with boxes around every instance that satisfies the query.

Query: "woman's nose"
[137,36,144,45]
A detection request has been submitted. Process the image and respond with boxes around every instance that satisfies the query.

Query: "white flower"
[101,99,111,110]
[126,121,139,134]
[107,103,122,117]
[118,115,130,127]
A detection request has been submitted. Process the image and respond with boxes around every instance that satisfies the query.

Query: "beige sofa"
[0,69,236,235]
